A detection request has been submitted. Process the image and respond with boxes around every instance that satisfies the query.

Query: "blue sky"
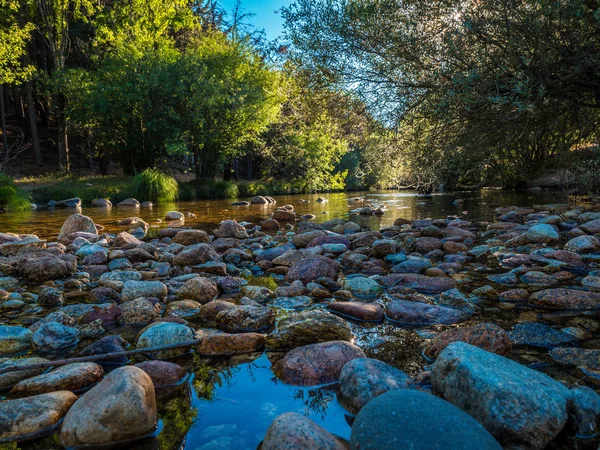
[220,0,292,41]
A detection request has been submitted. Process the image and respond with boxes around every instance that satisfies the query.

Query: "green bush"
[0,174,31,212]
[130,169,179,203]
[184,180,239,200]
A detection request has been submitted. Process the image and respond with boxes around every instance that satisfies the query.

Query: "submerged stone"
[509,322,578,348]
[261,412,346,450]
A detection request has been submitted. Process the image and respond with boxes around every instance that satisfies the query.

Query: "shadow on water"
[0,189,568,239]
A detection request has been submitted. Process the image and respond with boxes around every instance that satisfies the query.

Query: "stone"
[173,243,219,266]
[119,298,160,328]
[137,322,195,359]
[113,232,143,248]
[38,286,64,307]
[0,357,49,390]
[32,322,80,358]
[339,358,412,413]
[526,223,559,244]
[425,323,511,358]
[509,322,578,348]
[260,219,280,231]
[121,280,167,301]
[172,229,210,245]
[79,335,129,365]
[567,386,600,438]
[342,276,383,298]
[19,254,77,282]
[377,273,456,294]
[177,277,219,303]
[261,412,346,450]
[580,219,600,234]
[214,220,248,239]
[269,295,312,310]
[0,325,32,356]
[165,211,184,221]
[432,342,570,449]
[549,347,600,370]
[134,361,186,387]
[57,213,97,244]
[59,366,156,448]
[266,310,352,350]
[350,389,502,450]
[216,305,275,333]
[198,300,236,322]
[274,340,365,386]
[327,301,384,322]
[0,391,77,443]
[251,195,268,204]
[385,299,468,326]
[285,255,341,284]
[272,210,296,222]
[196,329,265,355]
[10,362,104,396]
[92,198,112,208]
[565,235,600,253]
[117,198,141,207]
[165,300,202,318]
[529,288,600,310]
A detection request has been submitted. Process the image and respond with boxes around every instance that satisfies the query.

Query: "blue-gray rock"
[385,253,407,264]
[121,280,167,302]
[269,296,312,310]
[392,256,432,274]
[136,322,195,359]
[32,322,80,358]
[526,224,559,244]
[108,258,132,271]
[385,299,468,326]
[432,342,570,449]
[339,358,412,413]
[567,386,600,438]
[509,322,578,348]
[350,389,502,450]
[100,270,142,283]
[0,326,33,357]
[486,271,519,285]
[342,276,383,298]
[566,235,600,253]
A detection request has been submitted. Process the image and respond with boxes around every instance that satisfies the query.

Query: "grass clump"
[0,174,32,212]
[130,169,179,203]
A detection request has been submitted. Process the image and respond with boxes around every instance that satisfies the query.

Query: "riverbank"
[1,199,600,448]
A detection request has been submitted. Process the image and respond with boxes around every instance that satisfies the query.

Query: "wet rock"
[269,295,312,310]
[385,299,468,326]
[59,366,156,448]
[350,389,502,450]
[432,342,569,449]
[308,235,351,248]
[87,286,120,304]
[165,300,202,318]
[251,195,269,204]
[117,198,141,207]
[343,276,383,297]
[37,286,64,307]
[425,323,511,358]
[20,254,77,282]
[525,223,559,244]
[529,288,600,310]
[241,285,273,303]
[32,322,80,358]
[565,235,600,253]
[266,310,352,350]
[57,213,97,244]
[274,340,365,386]
[196,329,265,355]
[261,412,346,450]
[121,280,167,301]
[580,218,600,234]
[377,273,456,294]
[0,325,32,356]
[286,255,341,284]
[134,361,186,387]
[216,305,275,333]
[260,219,280,230]
[550,347,600,370]
[327,301,384,322]
[509,322,578,348]
[567,386,600,438]
[0,357,49,390]
[272,210,296,222]
[414,237,443,253]
[165,211,184,221]
[172,229,210,245]
[137,322,195,359]
[173,243,219,266]
[11,362,103,396]
[113,232,143,248]
[214,220,248,239]
[177,277,218,303]
[0,391,77,443]
[101,269,142,283]
[119,298,160,328]
[498,288,529,302]
[291,230,327,248]
[198,300,236,322]
[92,198,112,208]
[79,335,129,364]
[339,358,412,413]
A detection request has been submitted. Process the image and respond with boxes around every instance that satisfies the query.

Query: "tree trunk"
[0,85,8,159]
[56,93,69,172]
[26,81,43,166]
[194,145,201,179]
[98,149,108,175]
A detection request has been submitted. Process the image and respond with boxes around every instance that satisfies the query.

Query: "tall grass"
[130,169,179,203]
[0,174,32,212]
[23,175,131,205]
[179,180,238,200]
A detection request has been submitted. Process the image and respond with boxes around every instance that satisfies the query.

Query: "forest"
[1,0,600,205]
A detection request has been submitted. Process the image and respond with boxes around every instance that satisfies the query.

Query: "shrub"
[130,169,179,203]
[0,174,31,212]
[192,180,239,200]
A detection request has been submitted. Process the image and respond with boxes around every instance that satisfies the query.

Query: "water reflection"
[0,189,567,239]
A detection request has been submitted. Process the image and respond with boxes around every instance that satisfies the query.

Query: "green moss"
[244,275,279,291]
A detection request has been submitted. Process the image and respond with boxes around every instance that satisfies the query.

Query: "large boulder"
[565,235,600,253]
[0,357,49,390]
[261,412,346,450]
[136,322,195,359]
[339,358,412,413]
[172,229,210,245]
[10,362,104,396]
[57,213,97,244]
[273,340,365,386]
[425,323,511,358]
[350,389,502,450]
[432,342,570,449]
[214,220,248,239]
[19,254,77,282]
[196,329,265,355]
[173,243,219,266]
[215,305,275,333]
[285,256,341,284]
[59,366,156,448]
[0,391,77,443]
[265,310,352,350]
[529,288,600,310]
[32,322,80,359]
[177,277,218,303]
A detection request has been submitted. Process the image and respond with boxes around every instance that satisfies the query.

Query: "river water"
[0,189,568,239]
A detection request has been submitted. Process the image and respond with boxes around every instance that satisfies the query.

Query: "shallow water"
[0,189,568,239]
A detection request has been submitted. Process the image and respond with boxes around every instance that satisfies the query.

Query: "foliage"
[130,169,178,203]
[157,395,197,450]
[0,1,35,85]
[0,174,31,212]
[23,175,131,205]
[179,180,239,200]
